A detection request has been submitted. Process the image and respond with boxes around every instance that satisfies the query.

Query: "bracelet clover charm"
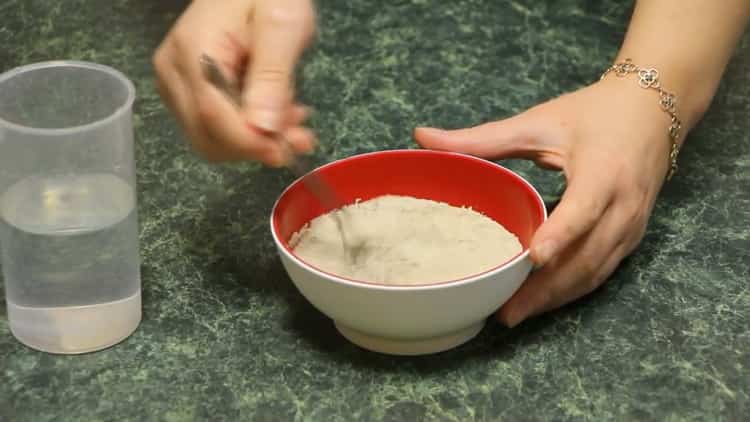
[601,58,681,180]
[637,68,660,89]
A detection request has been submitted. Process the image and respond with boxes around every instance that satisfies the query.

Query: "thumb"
[244,0,315,132]
[529,165,614,266]
[414,113,539,160]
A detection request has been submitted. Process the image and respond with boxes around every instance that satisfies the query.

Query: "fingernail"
[505,317,523,328]
[498,308,524,328]
[250,108,283,132]
[266,148,290,168]
[533,240,558,266]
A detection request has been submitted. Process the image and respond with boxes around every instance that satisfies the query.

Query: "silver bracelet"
[600,58,681,180]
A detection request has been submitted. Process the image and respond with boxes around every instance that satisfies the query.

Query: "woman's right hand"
[153,0,317,165]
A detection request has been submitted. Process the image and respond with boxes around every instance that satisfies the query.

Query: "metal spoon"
[199,54,360,260]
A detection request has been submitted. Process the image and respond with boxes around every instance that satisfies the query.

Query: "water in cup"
[1,172,141,353]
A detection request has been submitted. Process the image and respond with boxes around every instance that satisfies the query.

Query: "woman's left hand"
[415,77,677,327]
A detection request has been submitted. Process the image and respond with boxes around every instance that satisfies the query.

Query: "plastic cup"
[0,61,141,353]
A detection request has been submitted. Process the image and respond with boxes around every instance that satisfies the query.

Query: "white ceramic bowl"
[271,150,546,355]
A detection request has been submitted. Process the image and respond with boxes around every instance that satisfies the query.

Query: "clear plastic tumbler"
[0,61,141,353]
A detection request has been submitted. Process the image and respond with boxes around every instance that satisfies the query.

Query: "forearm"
[615,0,750,129]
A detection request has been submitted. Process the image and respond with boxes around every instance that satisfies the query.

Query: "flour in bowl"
[289,195,522,285]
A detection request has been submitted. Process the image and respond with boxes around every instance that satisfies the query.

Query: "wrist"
[596,64,682,179]
[611,53,717,132]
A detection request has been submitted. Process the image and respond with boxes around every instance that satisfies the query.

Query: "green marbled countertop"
[1,1,748,420]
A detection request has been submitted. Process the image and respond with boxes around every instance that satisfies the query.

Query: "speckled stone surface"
[1,1,748,420]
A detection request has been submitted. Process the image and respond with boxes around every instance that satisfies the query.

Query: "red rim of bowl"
[270,149,548,291]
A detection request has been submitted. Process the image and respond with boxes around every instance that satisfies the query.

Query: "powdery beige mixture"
[289,195,522,285]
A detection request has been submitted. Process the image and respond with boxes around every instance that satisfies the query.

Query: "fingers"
[200,87,289,165]
[529,167,616,266]
[154,48,220,159]
[153,24,316,164]
[497,208,630,327]
[287,104,311,127]
[156,41,283,164]
[245,0,316,132]
[497,185,651,327]
[246,105,317,156]
[413,113,539,160]
[284,126,317,153]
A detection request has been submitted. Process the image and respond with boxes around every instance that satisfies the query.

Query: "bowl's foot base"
[334,321,485,356]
